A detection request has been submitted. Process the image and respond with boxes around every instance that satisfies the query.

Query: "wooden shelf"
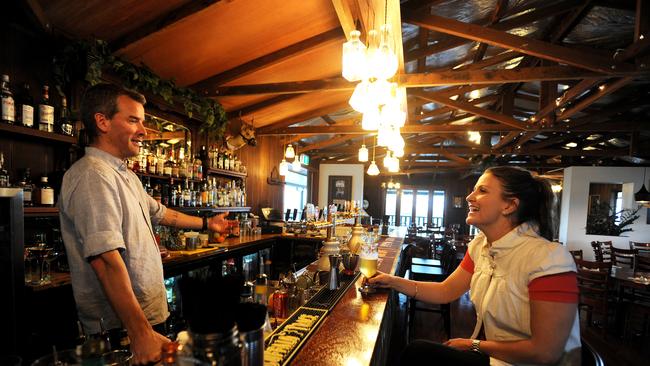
[206,168,247,179]
[24,206,59,217]
[173,206,251,214]
[0,123,77,144]
[135,172,202,184]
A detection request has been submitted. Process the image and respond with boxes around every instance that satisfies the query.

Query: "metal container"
[240,327,264,366]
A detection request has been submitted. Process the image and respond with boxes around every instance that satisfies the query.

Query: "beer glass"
[358,234,378,294]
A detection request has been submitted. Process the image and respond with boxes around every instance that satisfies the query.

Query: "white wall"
[559,166,650,260]
[318,164,365,207]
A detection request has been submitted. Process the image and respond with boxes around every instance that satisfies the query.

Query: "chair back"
[439,242,458,274]
[575,259,611,311]
[634,254,650,273]
[611,246,636,268]
[630,241,650,254]
[581,338,605,366]
[569,249,583,261]
[590,241,612,262]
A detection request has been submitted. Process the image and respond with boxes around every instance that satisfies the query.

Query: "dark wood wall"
[238,135,284,215]
[363,171,479,233]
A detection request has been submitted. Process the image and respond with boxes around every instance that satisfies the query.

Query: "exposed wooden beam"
[192,27,343,94]
[212,66,644,96]
[516,131,541,148]
[226,94,304,119]
[404,0,584,62]
[402,10,635,73]
[297,135,351,154]
[439,151,471,165]
[411,90,527,129]
[260,121,648,135]
[491,131,520,150]
[25,0,51,32]
[309,145,632,157]
[558,77,634,121]
[257,101,352,133]
[113,1,219,52]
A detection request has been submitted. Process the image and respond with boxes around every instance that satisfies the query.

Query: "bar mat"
[303,271,361,310]
[264,307,327,366]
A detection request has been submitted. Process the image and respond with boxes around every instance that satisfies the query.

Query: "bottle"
[254,256,268,305]
[1,74,15,124]
[182,179,191,207]
[156,147,165,175]
[224,153,230,171]
[37,176,54,206]
[194,154,202,180]
[0,152,9,187]
[17,83,34,128]
[153,184,162,203]
[58,95,74,136]
[17,168,33,206]
[38,85,54,132]
[164,149,174,176]
[217,150,224,170]
[201,181,209,207]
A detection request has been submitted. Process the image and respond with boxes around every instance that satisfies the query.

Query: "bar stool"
[407,243,457,341]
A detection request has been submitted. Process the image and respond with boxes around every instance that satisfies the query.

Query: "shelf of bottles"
[129,143,249,213]
[1,74,76,143]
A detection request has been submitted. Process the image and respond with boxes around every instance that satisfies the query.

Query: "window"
[415,190,429,227]
[431,190,445,227]
[384,189,397,225]
[400,190,414,226]
[283,170,307,218]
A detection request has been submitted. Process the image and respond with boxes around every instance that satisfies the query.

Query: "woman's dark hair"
[485,166,557,241]
[80,84,146,145]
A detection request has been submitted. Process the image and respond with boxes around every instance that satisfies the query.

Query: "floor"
[411,292,650,366]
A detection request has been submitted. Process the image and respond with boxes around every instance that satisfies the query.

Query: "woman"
[368,167,580,366]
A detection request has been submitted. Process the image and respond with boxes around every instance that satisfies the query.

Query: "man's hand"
[208,212,234,234]
[443,338,473,351]
[130,329,170,365]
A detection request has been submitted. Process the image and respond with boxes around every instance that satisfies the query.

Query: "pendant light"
[279,158,289,176]
[292,154,302,170]
[635,168,650,204]
[285,144,295,159]
[358,135,368,162]
[367,136,380,176]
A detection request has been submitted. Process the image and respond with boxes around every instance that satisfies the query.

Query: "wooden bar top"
[290,236,403,366]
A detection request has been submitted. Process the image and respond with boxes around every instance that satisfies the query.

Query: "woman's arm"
[445,300,577,365]
[368,265,472,304]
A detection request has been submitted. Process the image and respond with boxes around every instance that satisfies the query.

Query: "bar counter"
[290,236,403,366]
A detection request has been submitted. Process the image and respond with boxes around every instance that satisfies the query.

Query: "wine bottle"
[1,74,15,124]
[38,85,54,132]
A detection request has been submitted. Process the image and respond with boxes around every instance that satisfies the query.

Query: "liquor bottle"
[17,168,33,206]
[201,181,209,207]
[38,85,54,132]
[161,183,169,206]
[1,74,15,124]
[217,150,223,170]
[241,182,247,207]
[153,184,162,203]
[37,176,54,206]
[194,154,202,180]
[156,147,165,175]
[58,95,74,136]
[17,83,34,128]
[147,149,157,175]
[0,152,9,187]
[223,152,230,171]
[171,150,180,178]
[164,149,174,176]
[182,179,191,207]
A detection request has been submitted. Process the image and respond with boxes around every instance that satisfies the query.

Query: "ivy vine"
[53,39,227,140]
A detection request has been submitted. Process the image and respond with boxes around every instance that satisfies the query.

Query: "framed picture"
[453,196,464,209]
[328,175,352,206]
[588,194,600,214]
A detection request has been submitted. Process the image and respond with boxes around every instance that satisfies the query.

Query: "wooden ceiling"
[30,0,650,175]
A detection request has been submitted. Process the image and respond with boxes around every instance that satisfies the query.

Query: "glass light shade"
[394,182,401,190]
[377,127,390,147]
[368,79,392,107]
[373,24,398,80]
[361,108,380,130]
[342,30,368,82]
[388,133,405,152]
[279,159,289,176]
[392,146,404,158]
[349,80,373,113]
[387,181,394,189]
[358,144,369,162]
[285,144,295,159]
[367,160,380,176]
[383,151,393,168]
[365,29,380,80]
[388,156,400,173]
[292,155,301,170]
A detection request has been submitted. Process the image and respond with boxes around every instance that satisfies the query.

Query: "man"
[59,84,231,364]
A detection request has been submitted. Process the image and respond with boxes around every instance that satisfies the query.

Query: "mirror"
[143,113,191,149]
[586,182,623,235]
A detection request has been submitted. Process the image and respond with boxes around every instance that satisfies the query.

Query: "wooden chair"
[611,246,636,269]
[591,241,612,262]
[635,254,650,273]
[630,241,650,254]
[575,259,613,336]
[569,249,583,261]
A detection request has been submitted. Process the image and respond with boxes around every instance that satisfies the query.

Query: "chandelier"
[343,1,404,175]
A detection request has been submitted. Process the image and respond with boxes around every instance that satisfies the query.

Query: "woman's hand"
[443,338,473,352]
[366,271,395,288]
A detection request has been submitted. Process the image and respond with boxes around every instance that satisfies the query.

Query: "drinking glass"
[358,235,379,294]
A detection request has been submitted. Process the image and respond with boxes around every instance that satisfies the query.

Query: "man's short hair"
[80,84,146,144]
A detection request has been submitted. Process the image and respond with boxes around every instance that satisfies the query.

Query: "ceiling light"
[367,161,380,176]
[358,144,369,162]
[279,159,289,176]
[635,169,650,204]
[285,144,295,159]
[292,155,301,170]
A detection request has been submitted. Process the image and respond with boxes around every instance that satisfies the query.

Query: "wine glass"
[358,236,379,294]
[42,249,61,284]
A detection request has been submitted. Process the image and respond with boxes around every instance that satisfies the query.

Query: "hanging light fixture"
[367,136,380,176]
[635,168,650,204]
[285,144,295,159]
[358,135,368,163]
[292,154,301,170]
[342,30,368,82]
[279,158,289,176]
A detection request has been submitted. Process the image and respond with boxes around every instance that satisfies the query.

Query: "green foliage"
[586,201,641,236]
[52,39,226,139]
